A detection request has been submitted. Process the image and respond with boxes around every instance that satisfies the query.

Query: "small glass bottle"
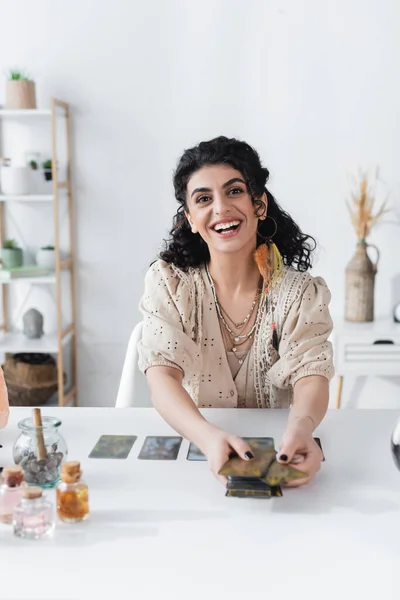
[0,465,25,524]
[56,461,89,523]
[13,486,54,539]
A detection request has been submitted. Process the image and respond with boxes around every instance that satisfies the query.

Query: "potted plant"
[0,158,31,195]
[36,245,56,270]
[41,159,53,182]
[5,69,36,110]
[1,239,23,269]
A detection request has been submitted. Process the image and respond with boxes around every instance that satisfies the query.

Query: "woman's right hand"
[197,425,255,485]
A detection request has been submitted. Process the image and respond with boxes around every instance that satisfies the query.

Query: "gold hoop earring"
[257,215,277,240]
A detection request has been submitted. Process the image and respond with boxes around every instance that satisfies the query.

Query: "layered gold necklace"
[206,264,262,364]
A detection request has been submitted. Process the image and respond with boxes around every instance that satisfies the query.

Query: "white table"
[1,407,400,600]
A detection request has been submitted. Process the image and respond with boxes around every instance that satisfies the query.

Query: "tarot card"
[262,460,306,486]
[226,487,282,498]
[226,477,283,497]
[243,437,274,449]
[186,438,274,461]
[138,436,182,460]
[227,478,272,491]
[88,435,137,459]
[186,443,206,461]
[226,489,273,498]
[219,447,276,479]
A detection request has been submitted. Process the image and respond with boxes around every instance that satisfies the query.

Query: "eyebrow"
[190,177,246,198]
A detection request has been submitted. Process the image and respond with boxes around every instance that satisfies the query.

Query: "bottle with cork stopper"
[13,486,54,539]
[56,461,89,523]
[0,465,26,524]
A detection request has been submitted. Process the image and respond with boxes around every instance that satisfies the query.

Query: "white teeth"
[213,220,240,232]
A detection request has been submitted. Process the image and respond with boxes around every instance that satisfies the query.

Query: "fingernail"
[244,451,254,460]
[279,454,288,462]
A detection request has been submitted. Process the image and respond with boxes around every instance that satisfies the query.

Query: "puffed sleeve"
[137,260,200,377]
[268,276,334,388]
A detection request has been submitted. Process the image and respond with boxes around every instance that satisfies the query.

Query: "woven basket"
[3,353,61,407]
[345,240,380,322]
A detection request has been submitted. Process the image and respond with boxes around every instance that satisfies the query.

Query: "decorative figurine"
[22,308,44,339]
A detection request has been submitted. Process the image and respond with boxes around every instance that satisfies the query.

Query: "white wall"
[0,0,399,408]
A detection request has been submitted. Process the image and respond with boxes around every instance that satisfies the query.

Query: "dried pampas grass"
[346,167,390,240]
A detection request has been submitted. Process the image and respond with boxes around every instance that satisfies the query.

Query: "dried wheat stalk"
[346,167,390,240]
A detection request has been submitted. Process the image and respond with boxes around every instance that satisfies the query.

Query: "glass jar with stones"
[13,416,68,488]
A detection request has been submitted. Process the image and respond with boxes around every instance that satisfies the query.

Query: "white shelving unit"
[0,99,78,407]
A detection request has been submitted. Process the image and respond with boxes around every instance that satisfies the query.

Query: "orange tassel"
[254,241,283,292]
[254,243,273,290]
[255,243,281,354]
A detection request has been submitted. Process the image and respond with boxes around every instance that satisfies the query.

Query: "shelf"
[0,275,57,284]
[0,259,71,284]
[0,330,74,353]
[0,194,53,202]
[0,186,67,201]
[0,109,51,118]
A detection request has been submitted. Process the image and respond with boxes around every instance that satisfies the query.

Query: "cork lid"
[22,486,42,500]
[1,465,24,487]
[61,461,82,483]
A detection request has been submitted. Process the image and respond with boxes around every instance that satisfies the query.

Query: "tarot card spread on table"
[138,436,182,460]
[88,435,137,459]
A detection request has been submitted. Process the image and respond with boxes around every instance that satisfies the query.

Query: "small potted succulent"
[25,151,41,171]
[36,245,55,270]
[1,239,23,269]
[41,159,53,182]
[5,69,36,110]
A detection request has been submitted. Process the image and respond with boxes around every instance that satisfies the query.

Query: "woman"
[138,136,334,486]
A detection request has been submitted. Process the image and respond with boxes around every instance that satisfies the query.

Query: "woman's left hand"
[277,417,323,487]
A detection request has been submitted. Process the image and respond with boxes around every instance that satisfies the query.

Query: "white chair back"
[115,322,152,407]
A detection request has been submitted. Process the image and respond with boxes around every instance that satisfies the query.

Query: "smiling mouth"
[211,220,242,235]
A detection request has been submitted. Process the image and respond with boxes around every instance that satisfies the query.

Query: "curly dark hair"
[160,136,316,271]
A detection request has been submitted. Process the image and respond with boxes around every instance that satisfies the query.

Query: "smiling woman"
[137,136,334,488]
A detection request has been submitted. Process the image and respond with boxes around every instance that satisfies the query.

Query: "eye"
[196,195,211,204]
[228,187,244,195]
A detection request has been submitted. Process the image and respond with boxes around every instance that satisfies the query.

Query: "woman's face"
[185,164,265,257]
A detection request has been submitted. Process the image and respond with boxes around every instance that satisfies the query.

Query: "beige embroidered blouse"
[138,260,334,408]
